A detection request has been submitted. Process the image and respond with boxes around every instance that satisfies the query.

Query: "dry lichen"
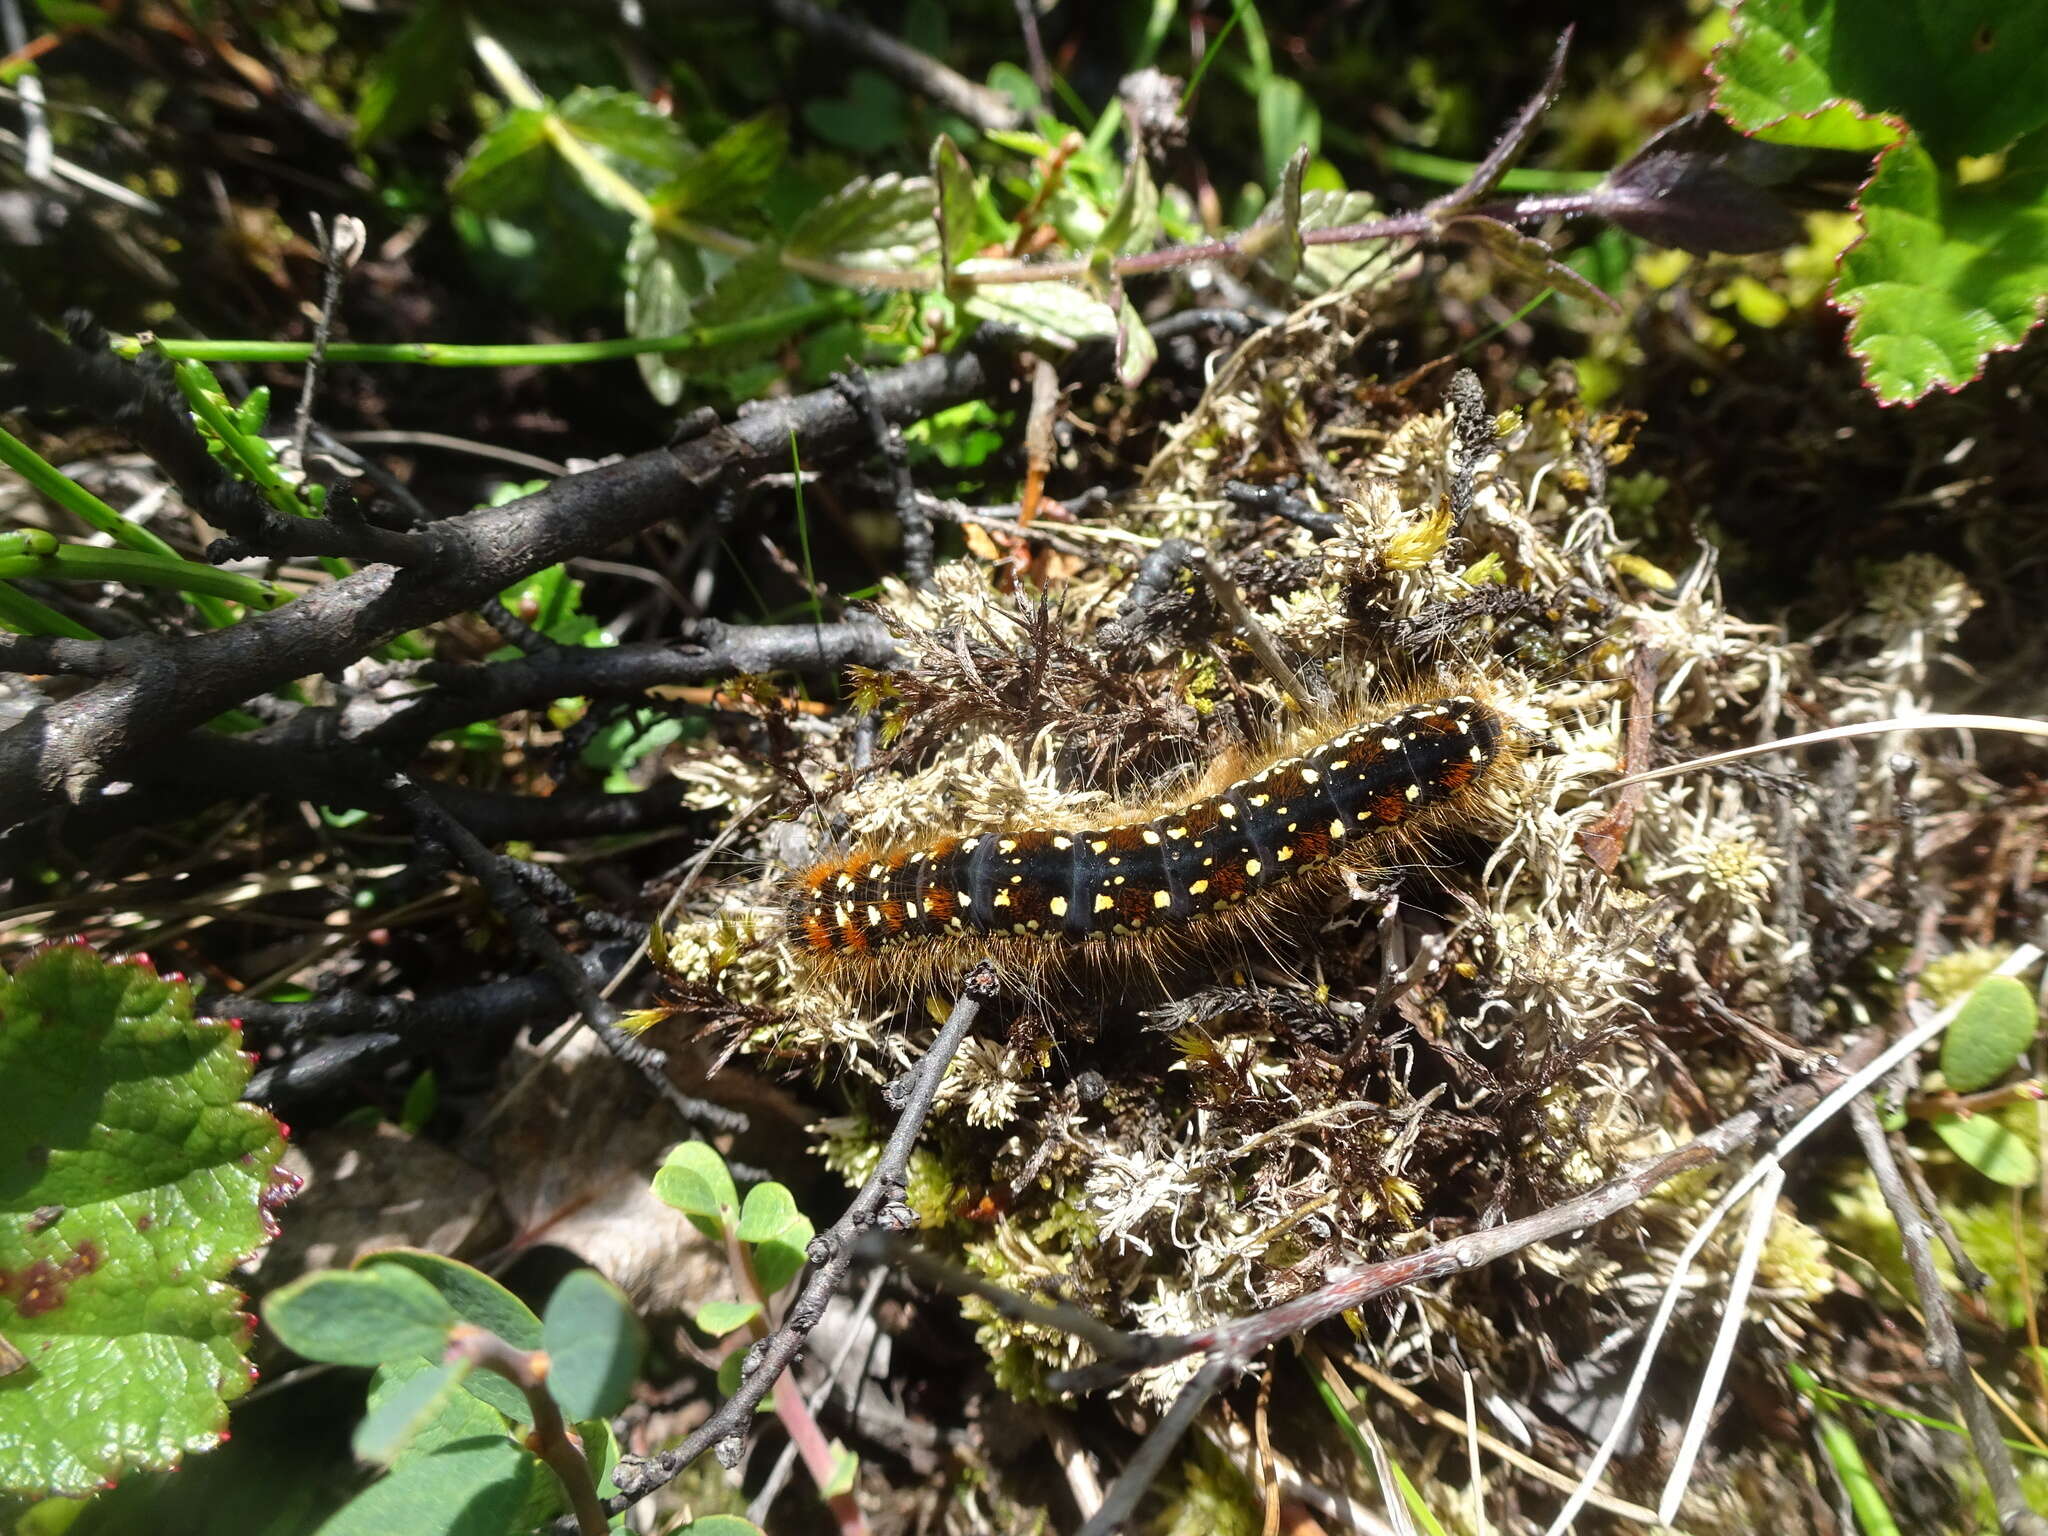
[648,310,1999,1511]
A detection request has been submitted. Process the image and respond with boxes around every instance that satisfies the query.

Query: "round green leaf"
[311,1435,543,1536]
[651,1142,738,1238]
[357,1249,541,1348]
[1940,974,2040,1092]
[0,945,290,1496]
[736,1182,800,1245]
[693,1300,763,1338]
[351,1359,475,1467]
[1931,1110,2041,1187]
[540,1269,645,1421]
[263,1266,456,1367]
[750,1218,815,1297]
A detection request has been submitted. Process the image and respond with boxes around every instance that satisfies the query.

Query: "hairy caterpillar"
[784,683,1529,996]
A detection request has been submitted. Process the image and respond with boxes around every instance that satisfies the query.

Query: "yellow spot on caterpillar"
[1011,874,1023,883]
[1142,829,1161,845]
[998,838,1017,853]
[1331,759,1350,771]
[1381,737,1401,750]
[1052,835,1073,849]
[1112,875,1126,885]
[905,901,920,918]
[1091,839,1110,854]
[1108,856,1122,866]
[962,838,981,852]
[837,874,856,891]
[1153,889,1171,908]
[1470,745,1487,761]
[993,890,1012,908]
[1013,923,1028,934]
[1167,826,1188,840]
[1330,819,1346,838]
[1277,846,1294,861]
[1245,858,1261,876]
[909,851,927,863]
[867,863,885,878]
[1405,784,1422,801]
[956,890,972,906]
[1095,893,1116,913]
[1219,802,1238,818]
[1027,919,1041,930]
[1189,879,1209,894]
[1248,794,1270,807]
[1049,895,1069,916]
[867,905,883,925]
[1300,768,1320,783]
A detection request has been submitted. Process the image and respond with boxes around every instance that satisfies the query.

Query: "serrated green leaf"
[1931,1109,2041,1186]
[785,174,940,282]
[0,945,289,1497]
[354,0,467,147]
[1836,128,2048,403]
[264,1266,457,1367]
[312,1435,545,1536]
[627,223,713,406]
[694,1299,764,1336]
[932,134,981,282]
[959,270,1117,348]
[651,1140,739,1238]
[1277,189,1392,297]
[351,1358,475,1467]
[655,111,789,219]
[553,87,697,194]
[736,1182,801,1244]
[1092,152,1160,269]
[541,1269,645,1421]
[1114,302,1157,388]
[1941,973,2040,1091]
[1712,0,2048,158]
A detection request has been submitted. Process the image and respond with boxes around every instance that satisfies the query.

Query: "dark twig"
[1096,536,1200,651]
[594,961,999,1521]
[1220,479,1340,539]
[833,365,931,584]
[0,347,989,834]
[766,0,1022,132]
[1848,1098,2048,1536]
[0,633,123,677]
[1011,0,1052,99]
[290,214,365,471]
[1075,1359,1234,1536]
[389,772,745,1139]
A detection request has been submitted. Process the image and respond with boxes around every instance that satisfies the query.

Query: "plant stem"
[115,298,863,368]
[445,1326,607,1536]
[0,544,285,606]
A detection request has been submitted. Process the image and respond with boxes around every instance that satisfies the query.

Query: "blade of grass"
[1789,1362,1905,1536]
[1309,1359,1448,1536]
[0,579,100,639]
[789,429,822,635]
[0,543,287,607]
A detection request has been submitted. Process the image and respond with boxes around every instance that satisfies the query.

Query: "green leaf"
[1449,214,1622,313]
[626,223,714,407]
[802,69,909,154]
[750,1214,815,1296]
[1279,190,1391,297]
[1932,1109,2042,1186]
[0,945,289,1497]
[693,1299,764,1337]
[1091,152,1160,268]
[1711,0,2048,158]
[365,1355,513,1461]
[651,1140,739,1239]
[1941,973,2040,1091]
[540,1270,645,1421]
[1257,76,1322,193]
[1835,128,2048,403]
[785,174,940,282]
[932,134,981,282]
[1113,300,1157,388]
[713,1349,777,1410]
[959,270,1117,349]
[264,1266,457,1367]
[553,86,697,194]
[312,1435,545,1536]
[821,1440,859,1498]
[354,0,467,147]
[398,1068,439,1135]
[655,111,789,219]
[358,1250,543,1349]
[351,1358,476,1467]
[736,1182,801,1244]
[675,1518,767,1536]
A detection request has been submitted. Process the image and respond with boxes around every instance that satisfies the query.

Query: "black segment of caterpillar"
[784,689,1529,997]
